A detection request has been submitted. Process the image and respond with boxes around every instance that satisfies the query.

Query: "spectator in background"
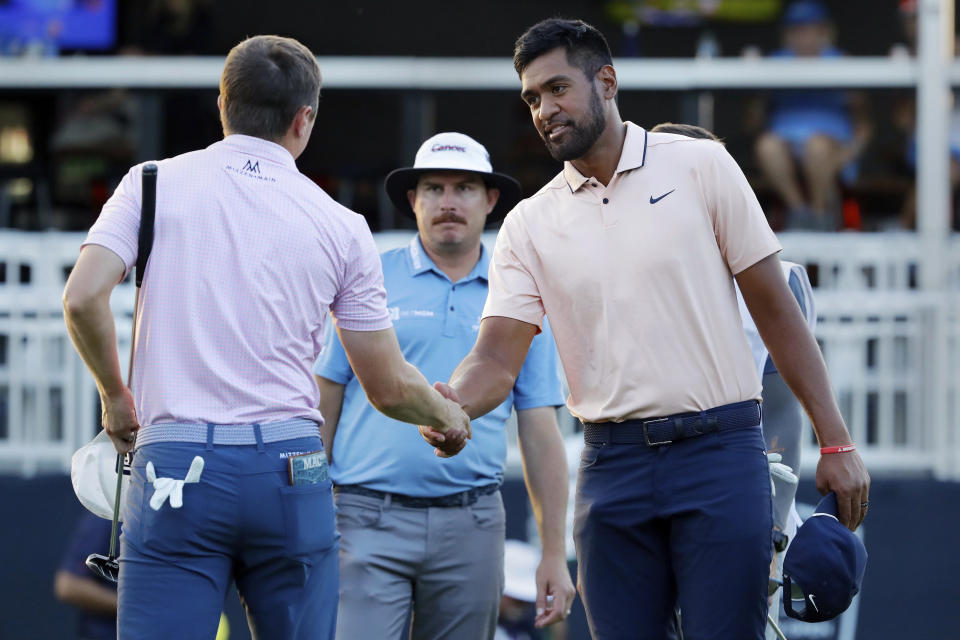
[889,0,919,59]
[316,132,574,639]
[890,0,960,230]
[895,96,960,230]
[122,0,221,158]
[46,0,218,230]
[753,0,872,230]
[54,513,117,640]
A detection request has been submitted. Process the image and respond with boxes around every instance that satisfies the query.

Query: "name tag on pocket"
[287,450,328,486]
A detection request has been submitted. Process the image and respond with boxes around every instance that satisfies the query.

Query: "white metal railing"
[2,56,956,90]
[2,230,959,479]
[777,233,953,478]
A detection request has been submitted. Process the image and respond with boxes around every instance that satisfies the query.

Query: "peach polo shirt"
[483,123,781,422]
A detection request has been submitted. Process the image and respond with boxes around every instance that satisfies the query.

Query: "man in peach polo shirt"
[421,18,869,640]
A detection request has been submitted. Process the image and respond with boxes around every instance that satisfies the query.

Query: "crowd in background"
[0,0,957,233]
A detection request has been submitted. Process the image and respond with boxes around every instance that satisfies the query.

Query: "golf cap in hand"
[71,430,129,520]
[783,492,867,622]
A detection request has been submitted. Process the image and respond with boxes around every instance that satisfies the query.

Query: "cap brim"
[384,168,522,226]
[70,430,128,521]
[814,491,840,517]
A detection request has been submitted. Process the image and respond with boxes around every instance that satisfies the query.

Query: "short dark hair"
[219,35,321,141]
[513,18,613,79]
[651,122,724,144]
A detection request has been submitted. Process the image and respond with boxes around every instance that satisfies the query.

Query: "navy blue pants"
[118,435,338,640]
[573,426,773,640]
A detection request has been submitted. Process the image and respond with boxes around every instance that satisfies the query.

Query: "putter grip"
[136,163,158,288]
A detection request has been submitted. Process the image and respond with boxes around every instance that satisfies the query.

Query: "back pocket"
[138,465,212,553]
[280,480,338,557]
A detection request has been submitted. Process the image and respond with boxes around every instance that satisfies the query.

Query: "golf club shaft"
[108,452,123,558]
[107,285,141,560]
[104,164,157,562]
[767,613,788,640]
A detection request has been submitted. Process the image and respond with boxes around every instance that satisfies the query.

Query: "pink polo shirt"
[483,123,781,422]
[83,134,391,427]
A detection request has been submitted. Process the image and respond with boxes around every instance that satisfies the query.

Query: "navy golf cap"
[783,492,867,622]
[783,1,830,26]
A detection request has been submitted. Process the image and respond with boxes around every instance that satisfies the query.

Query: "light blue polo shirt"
[314,235,564,497]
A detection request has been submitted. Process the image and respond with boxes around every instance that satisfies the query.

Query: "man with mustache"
[423,19,870,640]
[314,132,576,639]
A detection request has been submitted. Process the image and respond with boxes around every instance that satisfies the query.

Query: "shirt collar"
[615,122,648,174]
[406,235,489,283]
[561,121,648,192]
[217,134,298,169]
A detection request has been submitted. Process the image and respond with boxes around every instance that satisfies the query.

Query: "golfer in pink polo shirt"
[422,18,870,640]
[63,35,469,640]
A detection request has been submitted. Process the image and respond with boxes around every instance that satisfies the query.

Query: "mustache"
[432,212,467,225]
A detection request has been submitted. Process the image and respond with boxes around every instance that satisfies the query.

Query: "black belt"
[334,482,500,508]
[582,400,761,447]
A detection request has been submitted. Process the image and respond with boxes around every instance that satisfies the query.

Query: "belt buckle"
[642,417,672,447]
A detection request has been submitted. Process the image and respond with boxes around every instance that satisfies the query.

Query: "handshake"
[419,382,472,458]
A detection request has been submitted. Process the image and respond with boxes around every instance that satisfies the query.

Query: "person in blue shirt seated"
[891,0,960,230]
[753,0,872,230]
[315,132,576,640]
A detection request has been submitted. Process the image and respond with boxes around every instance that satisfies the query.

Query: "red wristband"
[820,443,856,454]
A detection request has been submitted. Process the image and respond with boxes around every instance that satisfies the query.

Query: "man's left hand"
[534,551,576,628]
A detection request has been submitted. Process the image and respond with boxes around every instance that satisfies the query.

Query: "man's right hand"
[102,387,139,454]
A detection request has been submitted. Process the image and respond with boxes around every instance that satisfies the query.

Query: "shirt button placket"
[443,286,457,337]
[600,190,616,226]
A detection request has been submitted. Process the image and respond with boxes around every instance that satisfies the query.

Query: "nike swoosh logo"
[649,189,676,204]
[808,594,819,612]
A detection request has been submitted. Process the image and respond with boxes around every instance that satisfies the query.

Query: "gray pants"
[334,489,505,640]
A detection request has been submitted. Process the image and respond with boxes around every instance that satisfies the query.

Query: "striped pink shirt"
[84,134,391,427]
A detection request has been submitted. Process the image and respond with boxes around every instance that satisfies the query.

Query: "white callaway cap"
[71,429,129,520]
[412,132,496,173]
[384,132,522,222]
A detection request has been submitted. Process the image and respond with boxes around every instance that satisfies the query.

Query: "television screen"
[0,0,117,53]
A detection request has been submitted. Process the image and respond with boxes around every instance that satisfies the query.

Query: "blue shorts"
[118,434,338,640]
[574,426,773,639]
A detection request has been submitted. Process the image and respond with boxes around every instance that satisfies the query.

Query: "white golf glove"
[145,456,204,510]
[767,452,798,497]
